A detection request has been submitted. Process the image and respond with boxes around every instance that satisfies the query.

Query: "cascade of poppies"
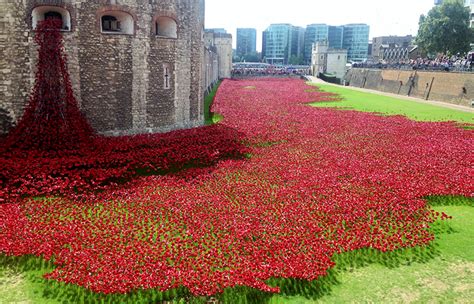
[5,19,94,151]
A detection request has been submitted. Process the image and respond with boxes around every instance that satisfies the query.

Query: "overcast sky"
[205,0,435,51]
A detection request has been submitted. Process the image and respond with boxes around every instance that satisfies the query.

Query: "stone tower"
[0,0,205,135]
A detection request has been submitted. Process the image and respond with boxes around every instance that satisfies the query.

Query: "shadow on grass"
[1,196,472,304]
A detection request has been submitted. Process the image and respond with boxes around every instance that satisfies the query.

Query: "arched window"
[45,11,62,21]
[32,6,71,31]
[100,11,134,35]
[102,15,120,32]
[155,17,177,38]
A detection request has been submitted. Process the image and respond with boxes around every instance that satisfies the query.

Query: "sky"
[205,0,435,51]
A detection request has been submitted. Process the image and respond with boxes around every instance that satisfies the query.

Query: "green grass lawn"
[308,83,473,124]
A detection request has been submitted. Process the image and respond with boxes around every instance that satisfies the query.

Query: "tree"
[416,0,474,56]
[288,55,304,65]
[243,53,261,63]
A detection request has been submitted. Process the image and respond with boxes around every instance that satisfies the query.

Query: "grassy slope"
[308,83,473,124]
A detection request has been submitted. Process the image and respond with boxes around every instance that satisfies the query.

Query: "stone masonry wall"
[0,0,31,134]
[213,33,232,79]
[203,46,219,94]
[0,0,205,136]
[345,68,474,107]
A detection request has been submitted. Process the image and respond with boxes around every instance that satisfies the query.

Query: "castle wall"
[212,33,232,79]
[203,46,219,94]
[0,0,205,136]
[0,0,32,134]
[202,30,232,92]
[345,68,474,107]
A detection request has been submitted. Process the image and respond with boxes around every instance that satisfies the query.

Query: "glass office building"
[328,26,344,49]
[236,28,257,57]
[303,24,329,63]
[290,26,306,62]
[304,25,346,63]
[262,24,292,64]
[342,24,370,62]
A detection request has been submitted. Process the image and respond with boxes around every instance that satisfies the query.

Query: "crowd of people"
[353,54,474,72]
[231,64,310,77]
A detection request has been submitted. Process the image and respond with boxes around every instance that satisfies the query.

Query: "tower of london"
[0,0,207,135]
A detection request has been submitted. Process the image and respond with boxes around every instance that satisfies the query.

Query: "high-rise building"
[328,26,344,49]
[236,28,257,58]
[262,24,303,64]
[262,24,291,64]
[342,24,370,62]
[303,24,329,63]
[291,26,306,63]
[303,24,345,63]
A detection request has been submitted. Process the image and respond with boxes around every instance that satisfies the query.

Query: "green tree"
[416,0,474,56]
[243,53,261,62]
[288,55,304,65]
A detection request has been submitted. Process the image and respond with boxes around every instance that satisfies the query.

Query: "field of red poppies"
[1,78,473,298]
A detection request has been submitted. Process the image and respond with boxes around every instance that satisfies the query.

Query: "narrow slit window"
[163,64,172,89]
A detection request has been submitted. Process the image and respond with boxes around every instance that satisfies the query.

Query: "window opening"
[102,15,121,32]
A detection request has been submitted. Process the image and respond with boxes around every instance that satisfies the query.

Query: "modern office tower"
[291,26,306,63]
[236,28,257,57]
[304,25,345,63]
[262,30,267,60]
[262,24,293,64]
[342,24,370,62]
[303,24,329,63]
[328,26,344,49]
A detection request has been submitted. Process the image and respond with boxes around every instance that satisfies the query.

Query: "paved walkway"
[306,76,474,114]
